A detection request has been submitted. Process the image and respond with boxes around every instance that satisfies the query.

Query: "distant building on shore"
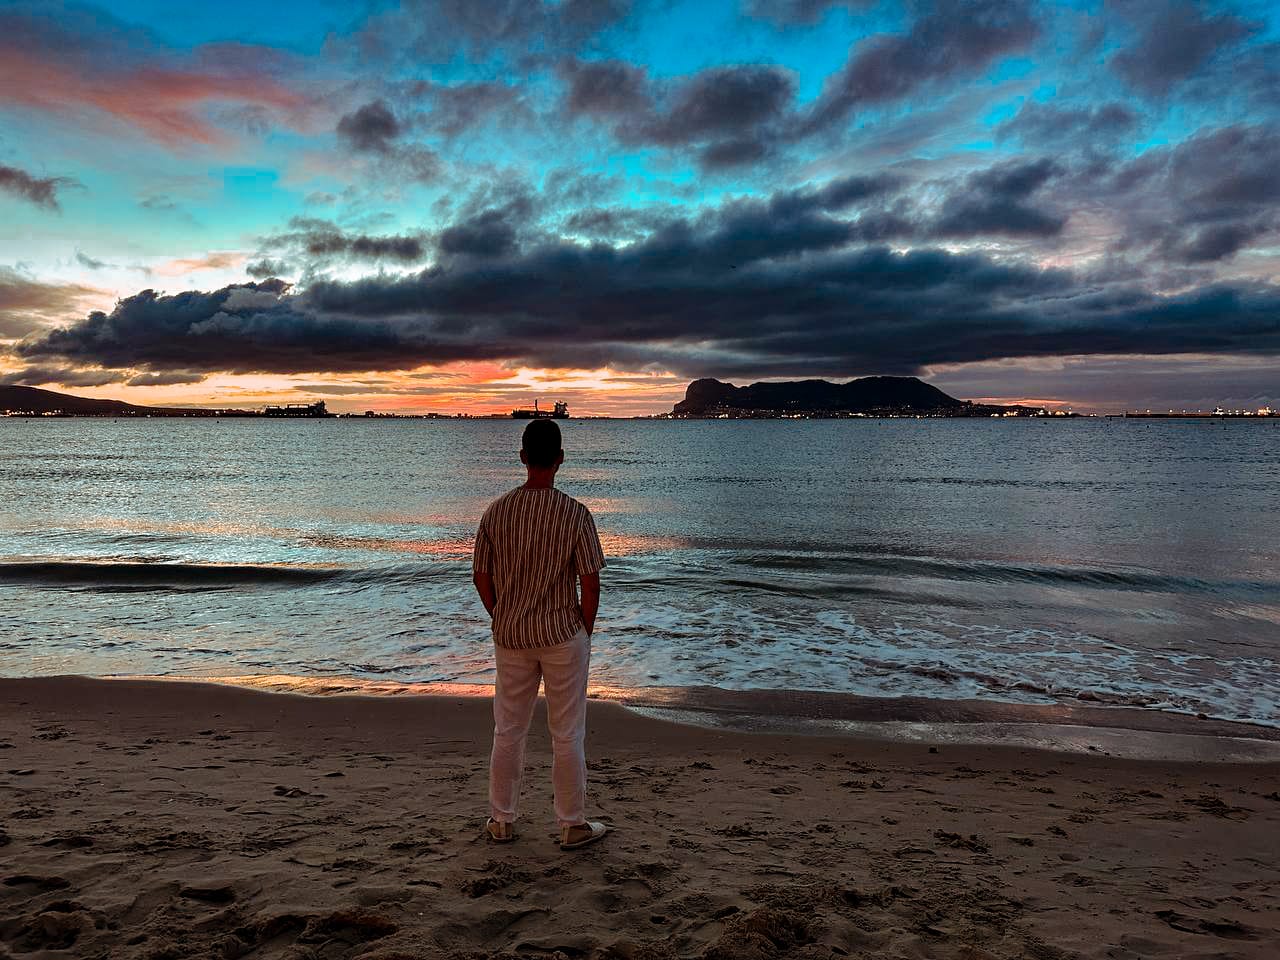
[1113,407,1278,419]
[263,401,330,418]
[511,399,569,419]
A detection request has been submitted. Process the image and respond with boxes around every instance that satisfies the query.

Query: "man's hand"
[473,571,497,617]
[579,571,600,635]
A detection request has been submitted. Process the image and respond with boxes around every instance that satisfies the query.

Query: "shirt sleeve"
[472,516,493,574]
[574,508,606,575]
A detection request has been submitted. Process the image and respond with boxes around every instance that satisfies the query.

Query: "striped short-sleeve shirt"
[472,486,606,649]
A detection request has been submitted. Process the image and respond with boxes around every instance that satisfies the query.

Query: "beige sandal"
[483,817,516,842]
[560,821,608,850]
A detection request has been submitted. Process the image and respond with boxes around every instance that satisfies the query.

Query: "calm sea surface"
[1,418,1277,726]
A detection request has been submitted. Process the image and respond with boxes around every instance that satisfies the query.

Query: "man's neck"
[522,470,557,489]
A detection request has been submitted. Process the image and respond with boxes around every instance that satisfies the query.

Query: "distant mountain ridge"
[672,376,965,416]
[0,385,207,416]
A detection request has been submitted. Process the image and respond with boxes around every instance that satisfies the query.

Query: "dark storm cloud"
[562,206,671,240]
[341,235,425,260]
[808,173,905,209]
[400,80,529,138]
[445,178,539,227]
[642,66,795,146]
[742,1,872,27]
[997,101,1140,146]
[334,100,442,183]
[358,0,631,66]
[700,138,771,170]
[17,279,492,374]
[931,157,1065,239]
[968,158,1059,201]
[1109,0,1258,97]
[260,218,427,264]
[563,3,1046,166]
[439,209,519,258]
[22,186,1280,380]
[1175,222,1271,264]
[290,383,376,395]
[560,60,796,168]
[1198,40,1280,112]
[0,365,127,387]
[336,100,402,152]
[391,146,445,184]
[932,199,1063,239]
[541,168,625,209]
[799,0,1040,136]
[1093,124,1280,263]
[557,0,632,35]
[559,58,652,115]
[126,370,206,386]
[431,181,540,258]
[246,258,290,279]
[0,163,78,211]
[425,0,630,51]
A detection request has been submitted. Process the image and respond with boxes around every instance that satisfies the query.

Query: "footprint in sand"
[932,830,989,853]
[1154,909,1260,940]
[228,909,398,955]
[39,835,94,850]
[3,875,72,891]
[1183,794,1251,820]
[9,903,97,952]
[179,884,236,905]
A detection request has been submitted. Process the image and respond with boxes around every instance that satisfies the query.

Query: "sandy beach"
[1,676,1277,959]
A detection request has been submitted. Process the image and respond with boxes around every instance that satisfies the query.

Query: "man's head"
[520,419,563,471]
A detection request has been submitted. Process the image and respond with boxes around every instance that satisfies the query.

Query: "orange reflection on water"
[578,497,646,515]
[66,517,685,559]
[307,530,684,559]
[598,531,686,556]
[80,516,282,539]
[305,534,475,557]
[115,674,634,701]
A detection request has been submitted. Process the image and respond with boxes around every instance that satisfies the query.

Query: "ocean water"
[1,417,1277,726]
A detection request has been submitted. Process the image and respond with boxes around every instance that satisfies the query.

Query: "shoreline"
[63,671,1280,762]
[2,675,1277,958]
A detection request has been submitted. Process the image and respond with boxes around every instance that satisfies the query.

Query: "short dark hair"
[522,419,562,468]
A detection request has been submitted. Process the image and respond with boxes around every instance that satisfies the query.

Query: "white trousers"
[488,626,590,827]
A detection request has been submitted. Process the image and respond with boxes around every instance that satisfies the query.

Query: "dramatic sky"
[1,0,1277,415]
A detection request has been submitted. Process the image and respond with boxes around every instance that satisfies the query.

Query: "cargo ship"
[511,399,569,419]
[263,401,332,418]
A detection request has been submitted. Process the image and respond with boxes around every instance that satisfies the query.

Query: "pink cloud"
[0,46,309,147]
[154,251,250,276]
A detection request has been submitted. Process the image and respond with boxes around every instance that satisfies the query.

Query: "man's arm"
[578,572,600,635]
[472,515,496,617]
[473,571,497,617]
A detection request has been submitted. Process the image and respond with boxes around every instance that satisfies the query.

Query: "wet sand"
[2,676,1278,959]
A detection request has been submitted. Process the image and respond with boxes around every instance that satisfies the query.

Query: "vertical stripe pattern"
[473,487,606,649]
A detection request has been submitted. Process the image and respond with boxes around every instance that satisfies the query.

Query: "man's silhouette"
[472,419,608,850]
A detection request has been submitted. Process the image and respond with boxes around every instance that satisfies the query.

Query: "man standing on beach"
[472,419,609,850]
